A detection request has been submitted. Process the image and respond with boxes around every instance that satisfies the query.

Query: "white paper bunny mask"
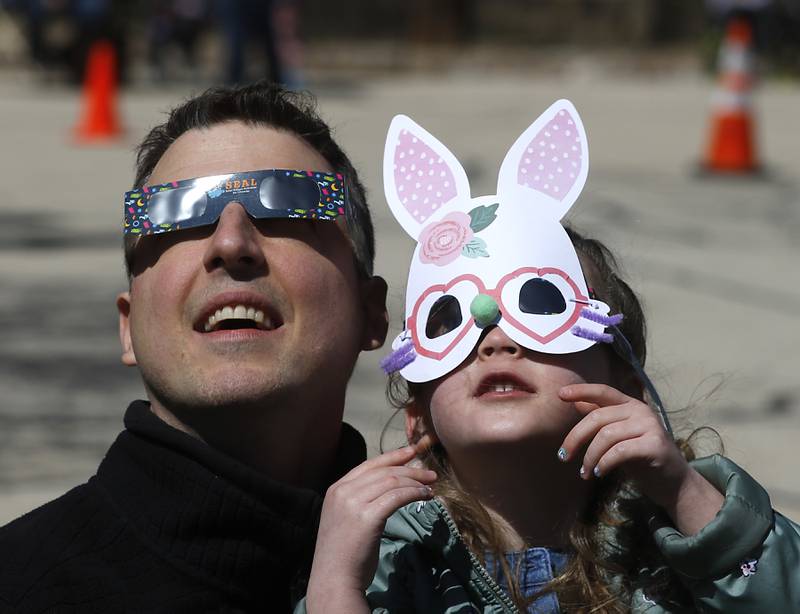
[381,99,622,384]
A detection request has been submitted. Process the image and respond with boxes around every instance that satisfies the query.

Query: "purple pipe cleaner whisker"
[579,308,624,327]
[571,325,614,344]
[379,340,417,374]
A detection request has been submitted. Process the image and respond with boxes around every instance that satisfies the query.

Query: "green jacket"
[360,455,800,613]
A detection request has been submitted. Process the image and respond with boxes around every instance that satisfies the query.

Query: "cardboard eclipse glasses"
[124,169,347,236]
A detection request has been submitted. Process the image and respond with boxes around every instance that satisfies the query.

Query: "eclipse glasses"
[124,169,347,236]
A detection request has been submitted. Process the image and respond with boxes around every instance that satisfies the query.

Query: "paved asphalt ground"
[1,63,799,524]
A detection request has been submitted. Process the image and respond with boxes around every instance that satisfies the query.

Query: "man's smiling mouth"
[202,304,277,332]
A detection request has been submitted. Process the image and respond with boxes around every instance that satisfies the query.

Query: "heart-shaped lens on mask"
[518,278,567,315]
[424,295,463,339]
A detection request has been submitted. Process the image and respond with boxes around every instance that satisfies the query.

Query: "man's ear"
[360,275,389,351]
[116,291,137,367]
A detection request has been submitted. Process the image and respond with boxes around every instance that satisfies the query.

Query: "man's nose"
[202,203,266,274]
[477,325,523,360]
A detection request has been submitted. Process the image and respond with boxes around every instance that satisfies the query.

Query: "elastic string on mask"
[609,324,674,439]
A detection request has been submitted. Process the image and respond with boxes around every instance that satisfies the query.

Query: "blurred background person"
[69,0,128,84]
[147,0,209,83]
[272,0,304,90]
[216,0,283,85]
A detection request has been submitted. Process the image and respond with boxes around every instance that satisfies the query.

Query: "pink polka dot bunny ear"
[383,114,472,239]
[497,99,588,221]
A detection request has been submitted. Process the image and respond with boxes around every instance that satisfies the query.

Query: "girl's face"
[410,325,617,457]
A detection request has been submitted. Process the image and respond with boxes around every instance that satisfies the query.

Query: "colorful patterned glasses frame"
[124,169,347,236]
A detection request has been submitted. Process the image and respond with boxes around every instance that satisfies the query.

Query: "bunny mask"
[381,99,623,384]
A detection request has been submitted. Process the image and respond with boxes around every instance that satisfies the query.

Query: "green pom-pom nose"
[470,294,500,327]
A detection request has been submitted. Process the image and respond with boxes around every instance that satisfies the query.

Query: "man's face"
[118,121,387,420]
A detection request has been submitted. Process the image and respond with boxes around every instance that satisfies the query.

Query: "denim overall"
[485,548,570,613]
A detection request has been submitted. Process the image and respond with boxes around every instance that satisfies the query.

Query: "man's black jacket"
[0,401,367,613]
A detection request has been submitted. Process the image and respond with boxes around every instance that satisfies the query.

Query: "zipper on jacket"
[436,502,522,613]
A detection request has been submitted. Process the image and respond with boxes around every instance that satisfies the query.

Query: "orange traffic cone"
[73,40,123,143]
[703,18,759,173]
[703,17,759,173]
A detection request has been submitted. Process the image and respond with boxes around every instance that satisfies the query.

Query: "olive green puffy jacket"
[305,455,799,613]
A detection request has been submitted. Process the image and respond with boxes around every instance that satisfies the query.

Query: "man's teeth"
[203,304,271,332]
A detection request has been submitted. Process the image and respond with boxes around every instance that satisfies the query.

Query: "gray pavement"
[1,65,799,524]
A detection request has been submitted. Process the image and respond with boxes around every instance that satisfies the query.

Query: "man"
[0,81,388,613]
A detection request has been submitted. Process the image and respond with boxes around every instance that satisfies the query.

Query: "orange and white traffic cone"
[702,17,759,174]
[73,40,124,143]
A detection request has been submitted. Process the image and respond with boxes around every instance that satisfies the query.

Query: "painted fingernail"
[579,466,586,477]
[593,466,601,478]
[557,447,568,462]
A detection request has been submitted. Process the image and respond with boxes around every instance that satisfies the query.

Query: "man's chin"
[145,369,295,415]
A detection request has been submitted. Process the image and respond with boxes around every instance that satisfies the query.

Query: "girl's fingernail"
[557,447,568,462]
[579,466,586,477]
[593,466,601,478]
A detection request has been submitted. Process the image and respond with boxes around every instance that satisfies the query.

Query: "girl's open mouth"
[475,372,534,397]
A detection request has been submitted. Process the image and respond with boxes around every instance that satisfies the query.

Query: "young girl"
[302,101,800,613]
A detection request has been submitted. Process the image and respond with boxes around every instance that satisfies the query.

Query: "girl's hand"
[558,383,723,536]
[305,441,436,613]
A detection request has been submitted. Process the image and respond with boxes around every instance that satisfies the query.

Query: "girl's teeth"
[233,305,247,319]
[221,306,234,319]
[493,384,514,392]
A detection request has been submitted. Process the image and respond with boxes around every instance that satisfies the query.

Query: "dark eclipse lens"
[258,174,321,211]
[518,278,567,315]
[425,295,463,338]
[147,187,208,225]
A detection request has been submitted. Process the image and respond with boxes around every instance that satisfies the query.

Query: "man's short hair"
[126,81,375,278]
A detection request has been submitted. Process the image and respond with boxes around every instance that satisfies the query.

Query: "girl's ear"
[496,99,589,221]
[620,368,646,402]
[404,407,423,445]
[404,403,439,447]
[609,356,646,402]
[383,114,472,239]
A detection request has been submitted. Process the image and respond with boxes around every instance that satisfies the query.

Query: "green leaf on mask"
[462,236,489,258]
[468,203,499,233]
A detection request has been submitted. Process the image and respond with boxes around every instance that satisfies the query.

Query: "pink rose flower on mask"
[418,211,473,266]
